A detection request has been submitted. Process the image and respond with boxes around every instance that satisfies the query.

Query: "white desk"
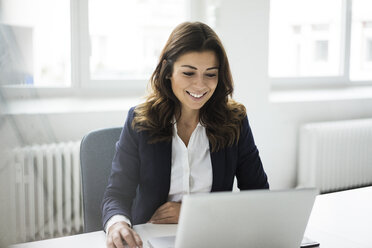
[8,224,177,248]
[10,186,372,248]
[304,186,372,248]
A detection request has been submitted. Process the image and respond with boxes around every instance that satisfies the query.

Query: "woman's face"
[170,50,219,114]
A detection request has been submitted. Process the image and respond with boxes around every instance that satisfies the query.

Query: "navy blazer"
[101,107,269,228]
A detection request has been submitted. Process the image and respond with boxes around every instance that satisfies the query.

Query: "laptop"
[148,188,319,248]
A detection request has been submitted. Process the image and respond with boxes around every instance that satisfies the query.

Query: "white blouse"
[168,121,212,202]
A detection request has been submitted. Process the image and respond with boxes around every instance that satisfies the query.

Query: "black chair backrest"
[80,127,122,232]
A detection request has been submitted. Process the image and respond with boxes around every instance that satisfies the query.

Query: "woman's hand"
[149,201,182,224]
[106,221,143,248]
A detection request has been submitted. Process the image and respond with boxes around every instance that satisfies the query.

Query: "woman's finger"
[133,232,143,248]
[112,231,126,248]
[106,235,115,248]
[119,228,137,248]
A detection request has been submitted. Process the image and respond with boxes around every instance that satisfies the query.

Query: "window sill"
[1,97,142,115]
[269,86,372,103]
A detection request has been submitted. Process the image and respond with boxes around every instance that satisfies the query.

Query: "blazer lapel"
[153,140,172,202]
[210,144,225,192]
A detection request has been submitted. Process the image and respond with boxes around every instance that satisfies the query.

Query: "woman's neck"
[176,108,200,147]
[178,108,199,128]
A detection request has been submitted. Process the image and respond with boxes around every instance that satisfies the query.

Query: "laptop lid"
[174,188,318,248]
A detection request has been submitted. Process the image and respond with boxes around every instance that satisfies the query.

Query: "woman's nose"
[193,74,205,86]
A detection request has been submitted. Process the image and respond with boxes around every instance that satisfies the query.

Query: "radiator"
[297,119,372,193]
[10,141,83,243]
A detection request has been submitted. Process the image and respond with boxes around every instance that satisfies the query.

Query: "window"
[269,0,343,78]
[88,0,188,82]
[0,0,190,90]
[0,0,71,87]
[269,0,372,85]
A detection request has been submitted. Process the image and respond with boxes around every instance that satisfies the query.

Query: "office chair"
[80,127,122,233]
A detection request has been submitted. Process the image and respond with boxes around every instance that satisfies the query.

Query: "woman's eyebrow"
[181,65,197,70]
[181,65,219,70]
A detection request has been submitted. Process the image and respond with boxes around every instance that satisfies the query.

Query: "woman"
[102,22,269,248]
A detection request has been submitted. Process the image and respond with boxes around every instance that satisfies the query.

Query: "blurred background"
[1,0,372,246]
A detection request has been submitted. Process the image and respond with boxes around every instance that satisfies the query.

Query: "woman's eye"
[183,72,194,76]
[206,73,217,78]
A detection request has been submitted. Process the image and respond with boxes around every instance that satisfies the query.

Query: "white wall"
[1,0,372,192]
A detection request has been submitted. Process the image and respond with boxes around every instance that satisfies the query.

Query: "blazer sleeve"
[236,116,269,190]
[101,107,140,229]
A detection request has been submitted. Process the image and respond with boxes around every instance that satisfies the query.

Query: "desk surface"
[10,186,372,248]
[304,186,372,248]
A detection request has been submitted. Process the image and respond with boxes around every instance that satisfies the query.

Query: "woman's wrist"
[105,215,132,234]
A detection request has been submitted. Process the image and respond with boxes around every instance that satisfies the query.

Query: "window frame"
[270,0,372,90]
[78,0,197,93]
[77,0,151,92]
[1,0,198,98]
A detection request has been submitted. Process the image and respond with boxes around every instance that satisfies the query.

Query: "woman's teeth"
[188,91,205,98]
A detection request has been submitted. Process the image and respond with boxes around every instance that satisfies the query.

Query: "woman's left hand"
[149,202,181,224]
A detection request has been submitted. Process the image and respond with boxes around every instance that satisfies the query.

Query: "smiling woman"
[101,22,269,248]
[170,51,219,114]
[133,22,246,151]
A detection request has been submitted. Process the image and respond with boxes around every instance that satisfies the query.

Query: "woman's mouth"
[186,91,208,99]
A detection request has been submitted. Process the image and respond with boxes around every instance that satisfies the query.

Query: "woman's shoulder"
[126,106,138,121]
[124,105,144,131]
[128,103,149,118]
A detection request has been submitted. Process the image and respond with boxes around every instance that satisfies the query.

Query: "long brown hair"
[133,22,246,152]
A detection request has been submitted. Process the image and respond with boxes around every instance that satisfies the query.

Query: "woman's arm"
[101,107,140,229]
[101,107,143,248]
[236,116,269,190]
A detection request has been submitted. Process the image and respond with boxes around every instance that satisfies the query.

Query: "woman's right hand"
[106,221,143,248]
